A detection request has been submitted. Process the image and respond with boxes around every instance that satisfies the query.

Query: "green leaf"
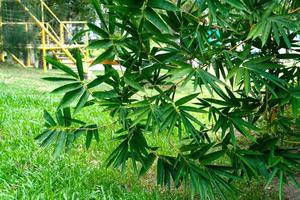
[288,173,300,191]
[51,82,82,94]
[90,0,108,31]
[55,109,64,126]
[148,0,179,11]
[124,77,145,92]
[144,8,169,33]
[87,23,109,38]
[207,0,217,23]
[58,87,84,109]
[91,47,114,66]
[46,57,78,78]
[41,131,59,147]
[63,107,72,126]
[75,50,84,81]
[179,106,207,113]
[279,170,284,200]
[53,131,67,158]
[236,153,258,177]
[244,69,250,95]
[188,143,215,158]
[72,29,89,41]
[88,39,113,49]
[74,91,90,114]
[139,153,156,177]
[86,129,93,149]
[93,128,99,143]
[168,67,193,82]
[247,22,264,40]
[175,93,199,106]
[226,66,239,81]
[277,24,291,48]
[129,108,151,127]
[93,90,119,99]
[197,69,228,100]
[272,22,281,45]
[35,130,54,143]
[87,73,111,89]
[42,77,77,82]
[224,0,246,10]
[144,19,164,36]
[231,118,257,142]
[291,97,300,118]
[265,168,279,188]
[248,68,287,91]
[199,150,226,164]
[261,21,271,46]
[157,158,164,186]
[43,110,56,126]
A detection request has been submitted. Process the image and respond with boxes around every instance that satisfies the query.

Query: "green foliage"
[0,1,41,57]
[44,0,96,21]
[0,65,189,200]
[40,0,300,199]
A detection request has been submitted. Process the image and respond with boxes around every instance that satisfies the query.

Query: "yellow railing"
[1,0,89,71]
[46,23,60,42]
[0,0,5,62]
[41,0,88,58]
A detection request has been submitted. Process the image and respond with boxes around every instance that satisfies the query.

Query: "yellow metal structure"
[1,0,89,71]
[0,0,4,62]
[11,54,26,68]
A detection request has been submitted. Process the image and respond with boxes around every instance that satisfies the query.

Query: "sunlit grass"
[0,63,186,200]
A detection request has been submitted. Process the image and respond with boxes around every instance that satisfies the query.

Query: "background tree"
[38,0,300,199]
[45,0,96,21]
[0,1,39,60]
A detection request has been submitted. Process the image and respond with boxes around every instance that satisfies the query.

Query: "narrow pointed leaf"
[46,57,78,78]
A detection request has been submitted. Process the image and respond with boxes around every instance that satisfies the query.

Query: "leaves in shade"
[144,8,169,33]
[148,0,178,11]
[124,77,145,92]
[88,39,113,49]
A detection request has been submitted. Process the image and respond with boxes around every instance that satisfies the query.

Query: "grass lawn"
[0,63,277,200]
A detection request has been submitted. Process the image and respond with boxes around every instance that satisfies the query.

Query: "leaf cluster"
[38,0,300,199]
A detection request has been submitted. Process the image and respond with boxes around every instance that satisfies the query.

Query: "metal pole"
[40,0,47,72]
[60,22,64,44]
[0,0,5,62]
[84,24,89,60]
[25,23,31,67]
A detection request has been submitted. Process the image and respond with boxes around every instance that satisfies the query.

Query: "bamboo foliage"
[38,0,300,199]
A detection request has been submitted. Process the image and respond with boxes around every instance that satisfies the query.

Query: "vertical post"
[40,0,47,72]
[84,24,89,60]
[46,23,50,45]
[0,0,5,62]
[25,23,30,67]
[60,22,64,44]
[83,23,90,78]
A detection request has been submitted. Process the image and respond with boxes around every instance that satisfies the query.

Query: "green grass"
[0,64,186,200]
[0,63,277,199]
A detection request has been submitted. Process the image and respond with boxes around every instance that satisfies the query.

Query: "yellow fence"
[0,0,89,72]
